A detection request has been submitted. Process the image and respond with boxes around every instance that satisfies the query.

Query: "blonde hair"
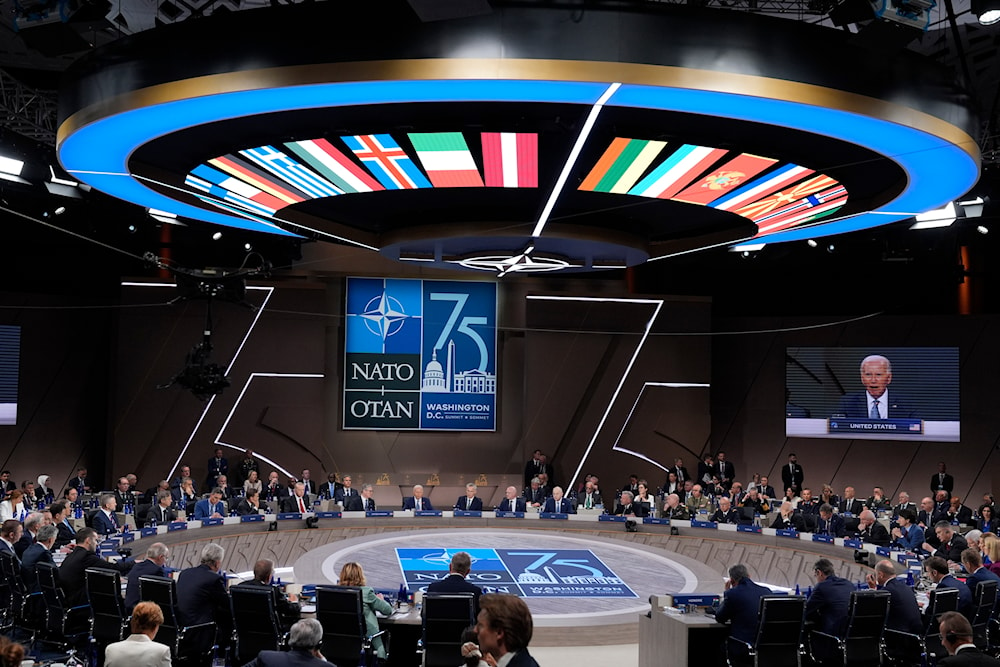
[983,534,1000,564]
[339,561,366,587]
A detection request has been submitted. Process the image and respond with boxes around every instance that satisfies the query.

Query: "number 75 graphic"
[429,292,489,371]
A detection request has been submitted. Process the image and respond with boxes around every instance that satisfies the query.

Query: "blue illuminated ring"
[57,75,979,244]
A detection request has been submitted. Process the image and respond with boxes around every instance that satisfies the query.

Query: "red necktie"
[298,497,305,513]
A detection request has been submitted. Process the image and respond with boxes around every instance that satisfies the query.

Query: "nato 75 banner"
[344,277,497,430]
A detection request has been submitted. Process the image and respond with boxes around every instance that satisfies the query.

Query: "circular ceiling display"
[56,3,980,273]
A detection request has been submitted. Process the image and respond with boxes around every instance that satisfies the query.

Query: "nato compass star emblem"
[360,291,409,340]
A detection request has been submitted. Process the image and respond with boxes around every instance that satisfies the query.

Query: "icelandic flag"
[285,139,384,194]
[408,132,484,187]
[342,134,431,190]
[482,132,538,188]
[579,138,666,194]
[627,144,727,199]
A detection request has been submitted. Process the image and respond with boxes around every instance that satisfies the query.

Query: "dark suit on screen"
[454,496,483,512]
[402,497,434,511]
[713,578,771,646]
[425,573,482,617]
[836,392,917,419]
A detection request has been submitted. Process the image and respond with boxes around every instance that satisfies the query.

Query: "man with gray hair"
[357,483,375,512]
[177,543,231,640]
[14,511,47,558]
[403,484,434,511]
[243,618,328,665]
[125,542,170,612]
[20,523,57,592]
[836,353,917,419]
[711,563,771,658]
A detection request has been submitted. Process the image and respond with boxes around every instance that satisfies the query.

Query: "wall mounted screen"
[0,326,20,425]
[344,277,497,430]
[785,347,959,442]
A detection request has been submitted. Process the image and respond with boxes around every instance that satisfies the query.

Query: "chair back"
[230,585,284,664]
[85,568,128,644]
[316,585,367,664]
[139,575,180,652]
[924,587,959,633]
[421,593,476,667]
[972,580,998,648]
[753,595,805,667]
[36,561,90,639]
[738,507,756,525]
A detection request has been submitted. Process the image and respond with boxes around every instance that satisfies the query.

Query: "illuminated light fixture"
[48,165,78,186]
[531,82,621,238]
[452,253,575,275]
[807,239,818,247]
[827,243,836,253]
[910,201,958,229]
[729,243,766,252]
[148,208,185,225]
[977,225,989,235]
[0,155,24,176]
[973,0,1000,23]
[53,206,66,216]
[959,196,985,218]
[212,231,223,240]
[592,263,627,269]
[399,255,434,262]
[244,243,252,251]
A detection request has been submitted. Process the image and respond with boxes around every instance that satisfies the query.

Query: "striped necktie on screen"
[870,399,880,419]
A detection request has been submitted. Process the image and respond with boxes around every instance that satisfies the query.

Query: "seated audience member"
[819,484,840,508]
[757,476,776,501]
[172,477,198,506]
[948,496,975,528]
[893,491,917,517]
[662,493,690,520]
[771,504,804,533]
[867,487,890,512]
[662,471,681,496]
[679,479,695,504]
[924,556,972,620]
[243,618,329,667]
[711,563,771,660]
[839,487,864,515]
[634,481,655,509]
[710,497,740,525]
[352,484,373,512]
[49,501,75,549]
[739,488,770,517]
[15,512,45,558]
[68,467,91,493]
[63,486,81,508]
[59,528,135,606]
[965,530,985,562]
[806,558,854,638]
[170,465,193,491]
[937,611,1000,665]
[176,543,232,641]
[705,476,726,499]
[320,472,341,500]
[334,475,357,505]
[856,509,890,546]
[933,490,953,523]
[19,481,36,511]
[797,488,819,517]
[403,484,434,511]
[264,471,282,500]
[782,487,801,508]
[614,491,648,518]
[194,488,227,520]
[104,601,171,667]
[92,494,122,536]
[496,486,526,513]
[455,483,483,512]
[541,487,575,514]
[242,470,263,498]
[523,478,545,508]
[142,480,170,506]
[20,524,57,593]
[215,475,235,503]
[923,521,969,564]
[235,558,301,630]
[816,504,846,538]
[300,469,316,497]
[961,548,1000,593]
[0,635,24,666]
[685,484,712,515]
[113,477,135,513]
[475,594,541,667]
[0,491,25,522]
[338,562,393,660]
[866,559,923,635]
[536,472,552,499]
[979,505,999,534]
[621,475,640,497]
[917,496,937,528]
[726,482,744,506]
[892,509,925,552]
[148,491,177,525]
[235,488,264,516]
[426,551,483,617]
[578,480,602,510]
[984,537,1000,577]
[36,474,51,502]
[280,482,311,515]
[124,542,170,613]
[0,520,22,557]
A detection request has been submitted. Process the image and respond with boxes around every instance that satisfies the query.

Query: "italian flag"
[482,132,538,188]
[408,132,484,187]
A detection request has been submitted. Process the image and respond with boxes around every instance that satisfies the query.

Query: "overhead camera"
[159,341,231,400]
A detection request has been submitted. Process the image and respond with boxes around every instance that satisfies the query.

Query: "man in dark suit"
[333,475,357,505]
[839,487,864,515]
[614,491,649,517]
[711,563,771,658]
[233,450,259,488]
[149,491,177,525]
[924,522,969,564]
[206,448,228,490]
[454,483,484,512]
[522,479,545,508]
[835,354,917,419]
[714,452,735,490]
[352,485,373,512]
[402,485,434,511]
[475,594,540,667]
[925,557,973,620]
[426,552,483,618]
[176,542,232,640]
[280,482,311,514]
[67,468,91,494]
[577,480,602,510]
[867,559,923,634]
[816,504,847,538]
[243,618,330,667]
[49,502,76,549]
[621,475,640,497]
[893,491,918,518]
[781,453,804,494]
[757,476,777,501]
[496,486,526,513]
[856,510,890,546]
[124,542,170,612]
[235,488,264,515]
[299,470,316,497]
[0,519,21,560]
[669,459,691,485]
[92,494,121,536]
[320,473,342,500]
[962,549,1000,594]
[113,477,136,513]
[696,454,716,487]
[14,512,43,559]
[0,471,15,495]
[806,558,854,637]
[932,462,955,498]
[59,528,135,606]
[771,502,806,531]
[20,524,57,593]
[541,487,575,514]
[938,611,1000,666]
[523,450,546,489]
[710,497,741,524]
[235,558,301,630]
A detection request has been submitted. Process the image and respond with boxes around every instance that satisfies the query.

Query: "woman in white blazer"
[104,601,171,667]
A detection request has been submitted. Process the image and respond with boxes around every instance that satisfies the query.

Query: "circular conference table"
[107,509,899,650]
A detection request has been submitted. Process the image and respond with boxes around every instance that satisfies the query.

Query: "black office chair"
[420,593,476,667]
[85,568,129,648]
[230,585,287,665]
[0,550,43,644]
[727,595,805,667]
[737,506,757,526]
[799,513,818,532]
[315,585,385,667]
[35,562,91,655]
[923,587,960,664]
[972,581,998,650]
[139,575,217,666]
[808,589,890,667]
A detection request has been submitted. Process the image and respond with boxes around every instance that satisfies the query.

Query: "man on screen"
[835,354,917,419]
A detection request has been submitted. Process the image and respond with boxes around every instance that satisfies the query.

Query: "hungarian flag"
[627,144,727,199]
[285,139,384,194]
[671,154,778,205]
[482,132,538,188]
[709,164,814,214]
[408,132,484,187]
[579,138,666,194]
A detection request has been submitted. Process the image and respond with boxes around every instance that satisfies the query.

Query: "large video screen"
[786,347,959,442]
[0,325,20,425]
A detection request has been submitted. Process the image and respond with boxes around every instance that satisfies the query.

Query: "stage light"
[959,196,985,218]
[973,0,1000,23]
[48,165,77,187]
[0,155,24,176]
[742,251,751,258]
[212,231,223,240]
[911,201,958,229]
[54,206,65,216]
[128,224,137,233]
[807,239,818,248]
[827,244,836,253]
[729,243,766,253]
[977,225,989,235]
[244,243,252,251]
